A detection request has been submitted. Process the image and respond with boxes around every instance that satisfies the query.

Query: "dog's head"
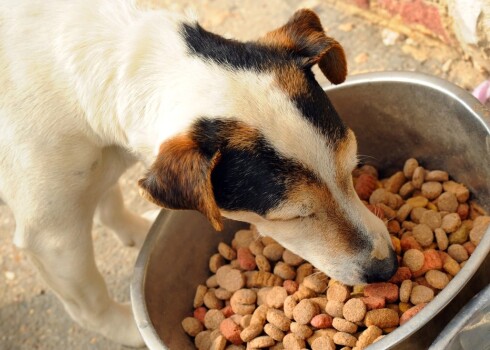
[138,9,397,285]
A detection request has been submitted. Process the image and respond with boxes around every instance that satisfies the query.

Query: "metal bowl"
[131,72,490,350]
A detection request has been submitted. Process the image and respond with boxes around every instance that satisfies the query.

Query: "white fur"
[0,0,393,346]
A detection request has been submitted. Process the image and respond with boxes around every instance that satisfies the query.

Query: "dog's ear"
[138,134,223,231]
[260,9,347,84]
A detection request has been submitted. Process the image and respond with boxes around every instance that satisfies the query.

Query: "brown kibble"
[443,181,470,203]
[218,242,237,260]
[457,203,470,220]
[406,196,429,208]
[421,181,442,200]
[425,270,449,289]
[245,271,283,288]
[293,299,319,325]
[215,288,233,301]
[399,181,416,198]
[355,173,378,200]
[403,249,425,272]
[283,333,306,349]
[364,308,399,328]
[207,275,219,288]
[210,334,227,350]
[248,335,275,348]
[364,283,399,303]
[232,230,254,249]
[248,305,267,327]
[210,254,226,273]
[263,243,285,261]
[425,170,449,182]
[230,293,255,316]
[195,330,212,350]
[267,309,291,331]
[447,244,469,262]
[342,298,366,322]
[469,216,490,246]
[292,284,316,301]
[204,309,225,330]
[410,207,427,224]
[437,192,458,212]
[240,323,263,342]
[216,266,245,292]
[303,274,328,293]
[284,295,297,319]
[412,224,434,247]
[310,297,328,311]
[283,249,304,266]
[441,213,461,233]
[194,285,208,308]
[311,336,336,350]
[411,167,425,189]
[403,158,419,178]
[204,290,224,309]
[397,203,413,222]
[420,210,442,230]
[410,285,434,305]
[266,286,288,309]
[248,240,264,256]
[256,287,271,306]
[332,317,358,333]
[232,289,256,305]
[327,283,350,302]
[310,314,333,329]
[325,300,345,317]
[333,332,357,347]
[182,317,204,337]
[261,236,277,246]
[255,254,271,272]
[463,241,476,255]
[399,280,413,303]
[356,325,382,348]
[388,220,401,235]
[274,262,296,280]
[264,323,285,341]
[443,256,461,276]
[435,228,449,251]
[296,263,314,284]
[400,303,427,325]
[448,221,470,245]
[290,322,313,339]
[385,171,406,194]
[220,318,242,345]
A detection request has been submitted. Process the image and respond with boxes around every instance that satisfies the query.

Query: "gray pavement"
[0,0,486,349]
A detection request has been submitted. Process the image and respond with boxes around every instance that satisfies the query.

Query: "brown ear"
[138,134,223,231]
[260,9,347,84]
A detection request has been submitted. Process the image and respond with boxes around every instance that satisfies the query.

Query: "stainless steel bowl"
[131,72,490,350]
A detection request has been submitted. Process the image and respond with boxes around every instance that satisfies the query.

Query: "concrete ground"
[0,1,487,349]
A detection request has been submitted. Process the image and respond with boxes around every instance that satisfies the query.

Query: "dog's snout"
[364,249,398,283]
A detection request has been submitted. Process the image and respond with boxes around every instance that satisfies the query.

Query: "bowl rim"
[130,71,490,350]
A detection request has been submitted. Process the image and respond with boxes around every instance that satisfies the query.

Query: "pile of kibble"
[181,158,490,350]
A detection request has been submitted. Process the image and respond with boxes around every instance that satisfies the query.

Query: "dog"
[0,0,397,346]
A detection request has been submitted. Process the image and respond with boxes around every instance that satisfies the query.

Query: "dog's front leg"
[95,182,154,249]
[14,214,144,347]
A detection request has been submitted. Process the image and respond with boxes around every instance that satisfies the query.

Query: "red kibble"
[283,280,299,294]
[413,249,443,277]
[219,318,243,345]
[361,296,386,310]
[364,283,399,303]
[194,307,207,323]
[463,241,476,255]
[401,236,423,252]
[355,173,378,200]
[237,247,257,271]
[388,267,412,284]
[400,303,427,325]
[310,314,333,329]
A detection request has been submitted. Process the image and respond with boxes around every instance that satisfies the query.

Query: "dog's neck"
[57,2,231,165]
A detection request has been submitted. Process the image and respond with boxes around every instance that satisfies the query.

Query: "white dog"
[0,0,396,346]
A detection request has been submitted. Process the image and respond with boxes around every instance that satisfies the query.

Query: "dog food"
[182,158,489,349]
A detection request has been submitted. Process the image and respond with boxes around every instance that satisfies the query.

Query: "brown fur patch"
[226,123,261,150]
[138,134,223,231]
[334,129,357,192]
[273,64,309,97]
[260,9,347,85]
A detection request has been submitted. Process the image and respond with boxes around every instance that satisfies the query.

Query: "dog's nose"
[364,249,398,283]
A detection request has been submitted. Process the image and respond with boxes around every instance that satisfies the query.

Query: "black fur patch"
[191,118,305,215]
[182,23,347,144]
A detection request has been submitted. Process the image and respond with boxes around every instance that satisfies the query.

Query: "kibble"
[183,159,487,349]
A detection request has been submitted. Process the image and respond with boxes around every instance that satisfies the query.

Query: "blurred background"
[0,0,488,349]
